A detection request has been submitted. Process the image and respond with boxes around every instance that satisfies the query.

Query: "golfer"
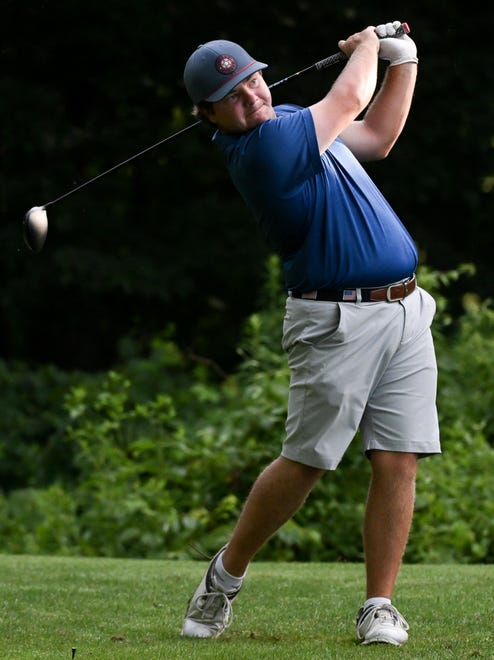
[181,21,440,646]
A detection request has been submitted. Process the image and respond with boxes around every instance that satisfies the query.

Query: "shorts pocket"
[400,287,437,344]
[282,299,342,353]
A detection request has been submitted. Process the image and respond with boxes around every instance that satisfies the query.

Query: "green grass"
[0,556,493,659]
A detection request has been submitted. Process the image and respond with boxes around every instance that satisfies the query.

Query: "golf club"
[23,22,409,253]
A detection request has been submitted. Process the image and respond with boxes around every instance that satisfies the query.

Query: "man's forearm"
[362,62,417,153]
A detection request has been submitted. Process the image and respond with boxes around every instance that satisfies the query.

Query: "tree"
[1,1,492,369]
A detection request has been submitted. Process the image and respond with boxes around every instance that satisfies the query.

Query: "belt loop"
[356,287,362,303]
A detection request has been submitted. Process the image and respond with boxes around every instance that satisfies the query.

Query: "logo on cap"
[215,54,237,75]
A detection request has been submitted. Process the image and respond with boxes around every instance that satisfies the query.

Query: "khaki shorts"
[281,287,441,470]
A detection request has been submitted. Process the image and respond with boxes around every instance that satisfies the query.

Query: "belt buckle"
[386,275,414,302]
[386,283,403,302]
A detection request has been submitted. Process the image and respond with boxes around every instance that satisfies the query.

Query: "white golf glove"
[377,21,418,66]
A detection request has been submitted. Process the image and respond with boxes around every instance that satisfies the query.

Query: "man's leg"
[364,450,417,598]
[222,456,325,576]
[182,455,324,638]
[354,450,417,646]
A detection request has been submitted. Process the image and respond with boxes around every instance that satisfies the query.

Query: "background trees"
[1,1,492,370]
[1,2,494,561]
[1,262,494,562]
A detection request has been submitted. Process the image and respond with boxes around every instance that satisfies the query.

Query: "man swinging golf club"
[180,21,440,646]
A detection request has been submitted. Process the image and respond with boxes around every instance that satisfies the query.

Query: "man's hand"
[338,26,380,59]
[377,21,418,66]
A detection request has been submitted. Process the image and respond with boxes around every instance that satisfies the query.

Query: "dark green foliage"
[1,259,494,562]
[1,5,493,561]
[0,361,88,490]
[1,3,493,371]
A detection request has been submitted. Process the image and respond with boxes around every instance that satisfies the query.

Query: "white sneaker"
[181,548,241,638]
[356,603,409,646]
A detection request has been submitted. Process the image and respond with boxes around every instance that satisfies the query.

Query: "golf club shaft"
[40,22,410,210]
[42,45,340,209]
[269,22,410,90]
[43,121,201,209]
[268,52,346,90]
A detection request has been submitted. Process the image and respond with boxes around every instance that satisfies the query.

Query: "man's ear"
[203,107,218,125]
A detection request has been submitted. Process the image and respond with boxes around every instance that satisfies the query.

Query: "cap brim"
[205,61,268,102]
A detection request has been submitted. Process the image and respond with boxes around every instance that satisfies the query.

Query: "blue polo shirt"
[214,103,418,292]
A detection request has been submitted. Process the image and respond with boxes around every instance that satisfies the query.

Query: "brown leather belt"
[291,275,417,303]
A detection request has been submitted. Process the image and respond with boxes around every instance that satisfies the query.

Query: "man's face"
[206,71,276,134]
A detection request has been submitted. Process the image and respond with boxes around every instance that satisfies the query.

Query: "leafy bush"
[411,419,494,563]
[0,361,92,490]
[1,258,494,562]
[0,485,78,554]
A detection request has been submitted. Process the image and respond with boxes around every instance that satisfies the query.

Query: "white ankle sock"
[364,597,391,608]
[213,552,245,593]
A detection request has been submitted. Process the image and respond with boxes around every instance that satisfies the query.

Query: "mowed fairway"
[0,555,493,659]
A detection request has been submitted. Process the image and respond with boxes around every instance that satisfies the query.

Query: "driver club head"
[23,206,48,253]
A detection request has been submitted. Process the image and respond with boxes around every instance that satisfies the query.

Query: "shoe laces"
[194,592,233,628]
[358,604,409,631]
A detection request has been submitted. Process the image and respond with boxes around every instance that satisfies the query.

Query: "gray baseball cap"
[183,39,268,104]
